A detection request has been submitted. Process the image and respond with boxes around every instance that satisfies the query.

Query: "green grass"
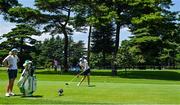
[0,67,180,104]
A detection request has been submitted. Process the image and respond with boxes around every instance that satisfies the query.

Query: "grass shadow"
[33,69,180,81]
[13,94,23,96]
[119,70,180,81]
[35,70,77,75]
[88,85,96,87]
[21,95,43,98]
[91,70,112,76]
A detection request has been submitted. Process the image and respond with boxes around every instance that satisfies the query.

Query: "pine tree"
[91,23,115,68]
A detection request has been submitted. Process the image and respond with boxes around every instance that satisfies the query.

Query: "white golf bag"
[17,60,36,96]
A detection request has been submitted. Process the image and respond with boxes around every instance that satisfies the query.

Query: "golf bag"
[17,60,36,96]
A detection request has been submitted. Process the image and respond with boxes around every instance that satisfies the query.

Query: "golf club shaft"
[68,70,85,83]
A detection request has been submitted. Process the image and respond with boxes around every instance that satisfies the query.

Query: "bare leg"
[9,78,15,93]
[6,79,14,93]
[77,76,86,86]
[7,80,11,93]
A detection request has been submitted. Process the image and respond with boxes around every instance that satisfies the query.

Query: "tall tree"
[72,1,100,65]
[31,36,85,69]
[0,0,19,63]
[159,12,180,68]
[116,40,136,70]
[8,0,86,71]
[1,24,40,67]
[129,1,178,68]
[35,0,82,71]
[91,23,115,68]
[1,24,40,50]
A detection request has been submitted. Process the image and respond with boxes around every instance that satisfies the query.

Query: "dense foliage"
[30,36,85,69]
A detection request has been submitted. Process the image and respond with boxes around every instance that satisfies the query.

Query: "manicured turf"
[0,67,180,104]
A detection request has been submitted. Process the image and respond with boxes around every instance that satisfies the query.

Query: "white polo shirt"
[3,55,19,70]
[79,58,90,71]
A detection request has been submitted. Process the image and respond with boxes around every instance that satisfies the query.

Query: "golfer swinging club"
[77,55,91,86]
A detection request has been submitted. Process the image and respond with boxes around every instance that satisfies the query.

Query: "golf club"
[59,68,85,96]
[65,70,85,85]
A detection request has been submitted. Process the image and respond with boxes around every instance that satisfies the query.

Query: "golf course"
[0,67,180,104]
[1,0,180,104]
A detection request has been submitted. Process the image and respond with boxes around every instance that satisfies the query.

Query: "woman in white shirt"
[3,48,19,97]
[77,55,91,86]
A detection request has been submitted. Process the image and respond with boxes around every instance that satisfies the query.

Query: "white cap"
[79,58,83,61]
[11,48,19,52]
[82,55,87,58]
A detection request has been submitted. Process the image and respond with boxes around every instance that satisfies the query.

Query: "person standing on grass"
[2,48,19,97]
[53,59,58,71]
[77,55,91,86]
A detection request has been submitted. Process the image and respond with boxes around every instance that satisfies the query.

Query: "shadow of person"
[21,95,43,98]
[13,94,23,96]
[88,85,96,87]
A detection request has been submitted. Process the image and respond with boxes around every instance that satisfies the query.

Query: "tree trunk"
[112,52,117,76]
[20,37,23,53]
[63,28,69,72]
[20,37,24,72]
[102,51,106,69]
[87,26,92,65]
[112,22,121,76]
[115,22,120,53]
[62,9,70,72]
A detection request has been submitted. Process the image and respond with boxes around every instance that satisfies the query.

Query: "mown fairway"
[0,68,180,104]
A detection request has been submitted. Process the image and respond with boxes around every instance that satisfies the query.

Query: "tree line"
[0,0,180,74]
